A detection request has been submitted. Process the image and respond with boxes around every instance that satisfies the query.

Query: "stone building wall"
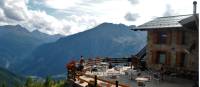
[146,29,198,72]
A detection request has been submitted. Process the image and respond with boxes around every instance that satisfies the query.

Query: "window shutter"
[176,52,181,66]
[151,51,156,64]
[176,31,182,45]
[153,31,158,44]
[167,31,171,45]
[166,52,171,65]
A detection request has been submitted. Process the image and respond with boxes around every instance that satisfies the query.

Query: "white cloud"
[163,4,175,16]
[0,8,6,22]
[0,0,73,35]
[24,11,71,35]
[124,12,139,21]
[128,0,139,5]
[43,0,81,10]
[2,0,28,21]
[0,0,198,36]
[164,0,197,15]
[0,0,27,25]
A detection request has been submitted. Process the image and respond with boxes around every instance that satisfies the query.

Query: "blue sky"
[0,0,198,35]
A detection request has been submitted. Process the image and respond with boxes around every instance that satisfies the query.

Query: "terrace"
[66,58,196,87]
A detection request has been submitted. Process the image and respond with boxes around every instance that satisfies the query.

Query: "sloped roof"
[133,14,193,30]
[179,14,199,29]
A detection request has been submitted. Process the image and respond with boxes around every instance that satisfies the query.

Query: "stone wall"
[146,29,198,72]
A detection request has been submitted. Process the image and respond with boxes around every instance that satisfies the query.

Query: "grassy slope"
[0,67,24,87]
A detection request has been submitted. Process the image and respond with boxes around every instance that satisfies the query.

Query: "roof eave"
[131,27,183,31]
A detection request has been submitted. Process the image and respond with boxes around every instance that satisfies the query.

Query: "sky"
[0,0,198,35]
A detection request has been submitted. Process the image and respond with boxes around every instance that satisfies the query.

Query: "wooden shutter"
[176,52,181,66]
[151,51,156,64]
[167,31,172,45]
[176,31,182,45]
[153,31,158,44]
[166,52,171,65]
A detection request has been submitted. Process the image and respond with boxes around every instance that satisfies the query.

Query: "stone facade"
[146,29,198,72]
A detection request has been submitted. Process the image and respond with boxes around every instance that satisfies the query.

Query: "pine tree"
[44,76,52,87]
[1,81,6,87]
[25,77,33,87]
[60,80,69,87]
[14,82,21,87]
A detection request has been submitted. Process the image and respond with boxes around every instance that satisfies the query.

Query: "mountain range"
[0,25,63,72]
[18,23,147,77]
[0,23,147,77]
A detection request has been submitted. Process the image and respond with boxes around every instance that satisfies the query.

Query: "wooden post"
[67,69,70,80]
[94,75,97,87]
[116,81,119,87]
[73,69,76,81]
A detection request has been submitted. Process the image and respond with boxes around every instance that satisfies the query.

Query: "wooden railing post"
[116,81,118,87]
[73,70,76,81]
[94,75,97,87]
[67,69,69,80]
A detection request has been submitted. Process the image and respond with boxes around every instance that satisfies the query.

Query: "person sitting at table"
[108,62,113,69]
[160,64,165,80]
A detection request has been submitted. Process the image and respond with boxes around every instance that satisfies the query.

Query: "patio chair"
[137,81,145,87]
[169,73,177,81]
[153,73,160,80]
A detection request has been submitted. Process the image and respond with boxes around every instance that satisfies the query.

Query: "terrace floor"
[70,59,195,87]
[99,72,194,87]
[74,63,196,87]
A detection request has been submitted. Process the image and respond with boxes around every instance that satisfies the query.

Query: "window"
[157,32,168,44]
[156,51,166,64]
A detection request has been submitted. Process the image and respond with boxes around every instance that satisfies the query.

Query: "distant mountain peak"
[0,24,30,33]
[32,29,40,33]
[16,25,30,32]
[98,22,127,27]
[32,30,47,35]
[100,22,114,25]
[94,23,134,31]
[15,24,22,28]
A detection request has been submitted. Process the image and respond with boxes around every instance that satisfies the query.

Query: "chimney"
[193,1,197,14]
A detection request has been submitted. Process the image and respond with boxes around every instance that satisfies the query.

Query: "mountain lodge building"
[132,2,199,74]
